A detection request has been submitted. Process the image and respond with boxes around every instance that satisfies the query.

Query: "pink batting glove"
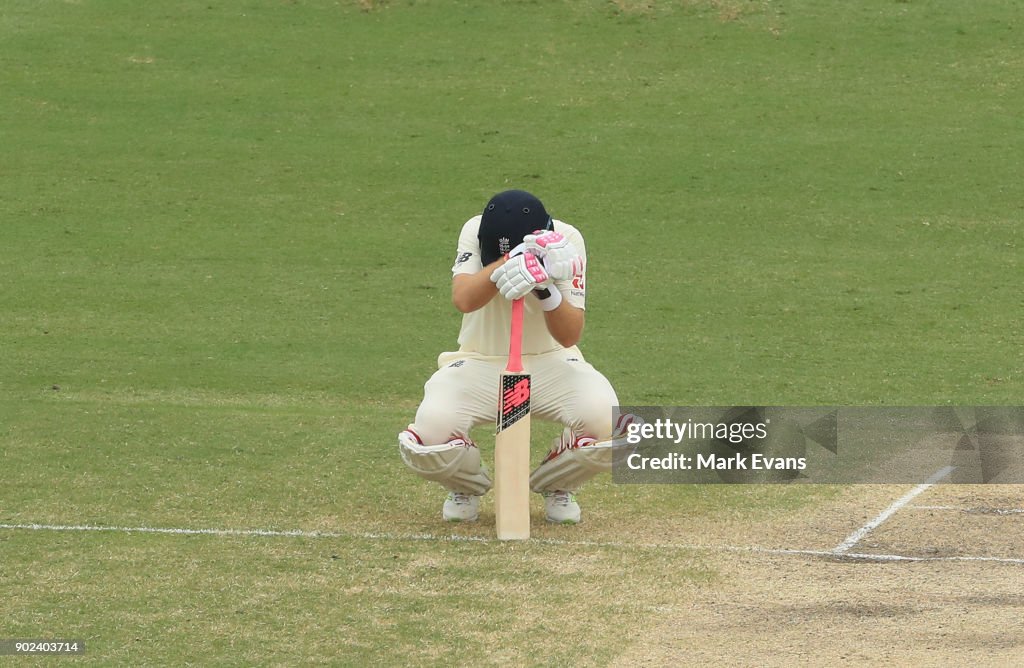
[523,230,584,280]
[490,253,550,300]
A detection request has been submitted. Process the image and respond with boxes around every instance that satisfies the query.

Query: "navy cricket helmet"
[477,190,553,266]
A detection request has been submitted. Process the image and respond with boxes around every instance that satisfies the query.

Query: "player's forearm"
[452,260,505,313]
[541,298,584,348]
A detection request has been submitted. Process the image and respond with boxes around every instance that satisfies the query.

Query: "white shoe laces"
[546,490,574,505]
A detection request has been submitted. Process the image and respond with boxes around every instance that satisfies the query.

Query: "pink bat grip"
[506,297,525,373]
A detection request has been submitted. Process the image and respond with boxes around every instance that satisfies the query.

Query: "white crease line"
[0,523,350,540]
[749,547,1024,565]
[2,519,1022,565]
[909,505,1024,515]
[833,466,956,554]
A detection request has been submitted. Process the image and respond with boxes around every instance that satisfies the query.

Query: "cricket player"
[398,190,630,524]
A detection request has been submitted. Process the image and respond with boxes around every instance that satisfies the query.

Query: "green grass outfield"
[2,0,1022,664]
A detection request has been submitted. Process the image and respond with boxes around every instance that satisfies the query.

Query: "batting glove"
[490,253,550,301]
[523,231,584,281]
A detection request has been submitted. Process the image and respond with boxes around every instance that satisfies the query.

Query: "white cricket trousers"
[410,347,619,446]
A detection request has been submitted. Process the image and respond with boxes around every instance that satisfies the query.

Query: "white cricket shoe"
[442,492,480,522]
[543,490,581,524]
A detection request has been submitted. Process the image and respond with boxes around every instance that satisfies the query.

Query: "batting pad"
[398,430,493,495]
[529,430,628,493]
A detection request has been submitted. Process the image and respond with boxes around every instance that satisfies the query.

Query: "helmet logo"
[498,237,511,255]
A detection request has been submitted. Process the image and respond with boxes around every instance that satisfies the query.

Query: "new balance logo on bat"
[503,378,530,415]
[498,375,531,431]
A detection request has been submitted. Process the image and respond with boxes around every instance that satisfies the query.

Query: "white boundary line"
[2,518,1022,565]
[833,466,956,554]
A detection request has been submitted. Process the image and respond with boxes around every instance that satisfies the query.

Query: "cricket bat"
[495,297,531,540]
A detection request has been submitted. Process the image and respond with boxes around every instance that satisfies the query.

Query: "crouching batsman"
[398,190,635,525]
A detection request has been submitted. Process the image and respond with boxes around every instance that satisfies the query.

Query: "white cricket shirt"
[449,215,587,358]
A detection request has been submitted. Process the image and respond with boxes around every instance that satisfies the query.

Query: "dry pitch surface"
[614,484,1024,667]
[6,484,1019,665]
